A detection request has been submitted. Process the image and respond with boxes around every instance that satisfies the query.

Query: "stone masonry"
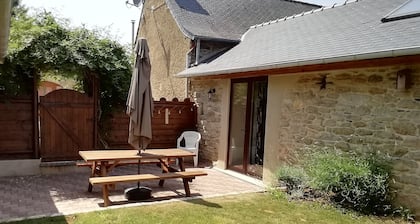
[189,79,225,162]
[190,63,420,215]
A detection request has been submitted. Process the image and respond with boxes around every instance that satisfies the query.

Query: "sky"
[21,0,142,46]
[21,0,346,46]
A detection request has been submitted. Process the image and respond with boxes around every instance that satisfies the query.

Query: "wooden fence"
[103,98,197,149]
[0,97,35,159]
[0,96,198,160]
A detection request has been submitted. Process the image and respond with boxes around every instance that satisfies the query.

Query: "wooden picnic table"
[78,148,209,207]
[79,148,196,190]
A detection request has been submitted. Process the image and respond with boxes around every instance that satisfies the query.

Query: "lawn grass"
[6,192,409,224]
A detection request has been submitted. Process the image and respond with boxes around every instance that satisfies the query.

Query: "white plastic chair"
[177,131,201,167]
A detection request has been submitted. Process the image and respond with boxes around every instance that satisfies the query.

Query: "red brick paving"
[0,164,264,223]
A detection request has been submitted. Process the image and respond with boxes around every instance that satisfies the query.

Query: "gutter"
[190,35,239,43]
[0,0,12,64]
[177,46,420,78]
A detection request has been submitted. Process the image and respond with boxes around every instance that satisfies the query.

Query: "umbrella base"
[124,186,152,201]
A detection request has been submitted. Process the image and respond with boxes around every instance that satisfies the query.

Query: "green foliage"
[304,149,393,215]
[276,147,414,220]
[1,5,132,116]
[276,165,308,191]
[393,206,416,223]
[65,27,132,114]
[276,165,309,199]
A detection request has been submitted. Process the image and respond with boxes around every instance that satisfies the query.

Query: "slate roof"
[178,0,420,77]
[166,0,319,42]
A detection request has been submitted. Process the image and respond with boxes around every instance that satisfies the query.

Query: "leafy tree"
[0,4,132,117]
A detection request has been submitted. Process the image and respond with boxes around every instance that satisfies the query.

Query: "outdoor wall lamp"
[316,75,332,90]
[396,69,411,90]
[208,88,216,100]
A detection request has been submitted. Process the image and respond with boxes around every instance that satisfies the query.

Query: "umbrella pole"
[124,155,151,200]
[137,147,143,188]
[137,147,142,188]
[137,159,140,188]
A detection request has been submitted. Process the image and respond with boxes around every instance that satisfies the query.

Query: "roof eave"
[165,0,195,40]
[165,0,241,43]
[177,47,420,78]
[191,35,240,43]
[168,13,240,43]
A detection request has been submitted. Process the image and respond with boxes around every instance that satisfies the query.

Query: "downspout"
[185,77,190,98]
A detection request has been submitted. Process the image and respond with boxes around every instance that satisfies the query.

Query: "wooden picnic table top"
[79,148,195,162]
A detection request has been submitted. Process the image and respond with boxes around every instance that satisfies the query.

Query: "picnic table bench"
[89,171,208,206]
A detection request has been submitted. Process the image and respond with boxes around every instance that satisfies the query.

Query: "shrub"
[303,149,393,215]
[274,147,415,220]
[276,165,308,191]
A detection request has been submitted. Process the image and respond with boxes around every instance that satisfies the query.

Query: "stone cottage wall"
[189,63,420,214]
[265,64,420,215]
[189,79,227,162]
[139,0,190,100]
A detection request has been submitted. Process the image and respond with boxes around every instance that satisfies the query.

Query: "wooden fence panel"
[39,89,95,161]
[0,97,34,159]
[104,98,197,149]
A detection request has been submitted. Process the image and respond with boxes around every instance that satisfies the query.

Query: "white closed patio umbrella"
[125,38,153,200]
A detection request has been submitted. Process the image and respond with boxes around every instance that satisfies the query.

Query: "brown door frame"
[227,76,267,174]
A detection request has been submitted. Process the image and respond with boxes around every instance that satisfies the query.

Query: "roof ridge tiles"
[249,0,360,29]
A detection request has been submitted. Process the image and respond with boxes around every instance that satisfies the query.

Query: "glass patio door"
[228,78,267,178]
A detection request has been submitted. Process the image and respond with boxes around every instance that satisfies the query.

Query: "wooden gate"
[39,89,95,161]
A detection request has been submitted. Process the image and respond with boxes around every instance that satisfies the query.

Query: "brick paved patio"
[0,164,265,223]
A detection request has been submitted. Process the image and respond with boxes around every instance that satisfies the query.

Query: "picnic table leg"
[100,161,108,176]
[158,180,165,186]
[88,162,98,192]
[158,158,170,186]
[178,158,192,183]
[100,161,116,190]
[102,184,112,207]
[158,157,186,186]
[182,178,191,197]
[178,157,185,171]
